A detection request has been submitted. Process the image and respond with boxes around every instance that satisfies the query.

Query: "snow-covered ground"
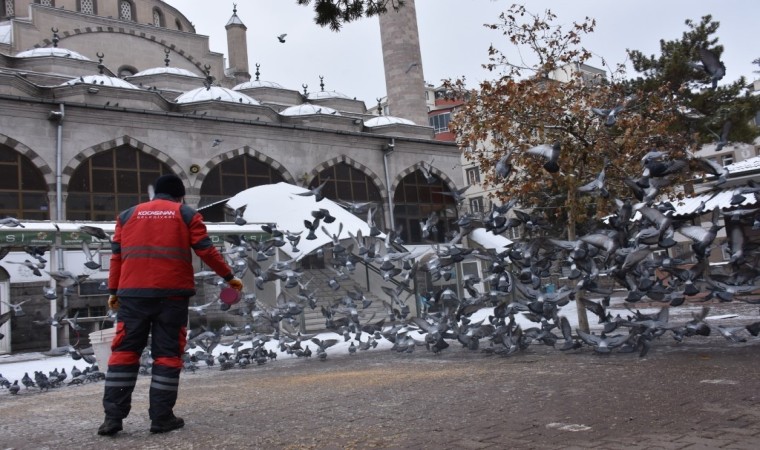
[1,297,757,385]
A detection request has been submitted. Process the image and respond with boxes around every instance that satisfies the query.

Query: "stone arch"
[197,146,296,187]
[392,161,457,195]
[62,135,187,191]
[31,29,209,75]
[0,133,54,189]
[307,154,387,201]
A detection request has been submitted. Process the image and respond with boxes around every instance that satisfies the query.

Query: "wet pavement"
[1,302,759,449]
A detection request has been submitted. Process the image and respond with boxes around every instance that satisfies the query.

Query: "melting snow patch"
[705,314,739,321]
[700,379,738,385]
[546,422,592,432]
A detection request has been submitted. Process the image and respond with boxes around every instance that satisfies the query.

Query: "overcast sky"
[162,0,759,107]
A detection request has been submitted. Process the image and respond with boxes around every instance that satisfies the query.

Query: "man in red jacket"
[98,174,243,436]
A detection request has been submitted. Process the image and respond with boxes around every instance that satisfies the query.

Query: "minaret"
[378,0,428,126]
[225,4,251,84]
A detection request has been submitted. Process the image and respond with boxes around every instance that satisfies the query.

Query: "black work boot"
[97,418,123,436]
[150,414,184,433]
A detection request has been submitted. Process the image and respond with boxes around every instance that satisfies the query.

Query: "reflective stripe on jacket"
[108,195,232,297]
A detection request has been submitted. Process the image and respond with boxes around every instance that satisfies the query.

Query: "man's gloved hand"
[108,295,120,311]
[227,278,244,291]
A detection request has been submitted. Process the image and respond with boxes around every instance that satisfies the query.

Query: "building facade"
[0,1,464,352]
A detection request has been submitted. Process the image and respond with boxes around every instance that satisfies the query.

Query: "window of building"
[722,154,733,167]
[35,0,54,6]
[78,0,96,15]
[309,162,383,207]
[465,167,480,184]
[119,0,133,21]
[199,155,286,221]
[175,18,183,31]
[504,226,521,241]
[393,170,457,244]
[2,0,15,17]
[66,146,172,221]
[152,8,164,27]
[469,196,484,213]
[0,146,49,220]
[429,112,451,134]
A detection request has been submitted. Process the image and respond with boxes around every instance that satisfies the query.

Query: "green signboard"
[0,230,56,246]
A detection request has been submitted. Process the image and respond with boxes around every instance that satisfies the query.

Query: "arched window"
[175,18,183,31]
[119,0,133,21]
[309,162,383,219]
[393,170,456,244]
[199,155,285,221]
[2,0,15,18]
[152,7,164,27]
[77,0,96,15]
[66,146,172,221]
[0,146,49,220]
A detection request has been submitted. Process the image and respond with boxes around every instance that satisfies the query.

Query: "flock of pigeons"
[1,46,759,397]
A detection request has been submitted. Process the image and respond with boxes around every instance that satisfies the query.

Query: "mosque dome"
[61,74,139,89]
[307,90,351,100]
[233,80,285,90]
[133,67,201,78]
[280,103,340,116]
[364,116,416,126]
[16,47,91,61]
[175,86,260,105]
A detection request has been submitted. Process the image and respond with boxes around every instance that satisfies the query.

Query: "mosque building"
[0,0,465,352]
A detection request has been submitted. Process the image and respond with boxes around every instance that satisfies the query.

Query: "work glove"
[227,278,244,291]
[107,295,120,311]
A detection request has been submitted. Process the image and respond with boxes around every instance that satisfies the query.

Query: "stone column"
[379,0,429,126]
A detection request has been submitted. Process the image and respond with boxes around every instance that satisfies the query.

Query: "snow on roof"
[670,188,758,217]
[16,47,91,60]
[307,90,351,100]
[175,86,260,105]
[280,103,340,116]
[132,67,201,78]
[364,116,416,127]
[0,23,11,45]
[233,80,286,90]
[725,155,760,174]
[61,74,139,89]
[469,228,513,253]
[225,182,384,260]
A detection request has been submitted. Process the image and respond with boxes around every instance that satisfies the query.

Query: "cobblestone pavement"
[1,303,759,449]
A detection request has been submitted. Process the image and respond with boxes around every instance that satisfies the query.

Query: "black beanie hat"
[153,174,186,199]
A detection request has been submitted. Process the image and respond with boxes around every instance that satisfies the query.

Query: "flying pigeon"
[690,47,726,89]
[277,34,287,43]
[526,141,561,173]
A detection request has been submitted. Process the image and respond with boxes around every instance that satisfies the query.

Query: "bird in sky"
[689,47,726,89]
[277,34,287,43]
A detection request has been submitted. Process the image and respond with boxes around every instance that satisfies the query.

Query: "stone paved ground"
[1,302,759,449]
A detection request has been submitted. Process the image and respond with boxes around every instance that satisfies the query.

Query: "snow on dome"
[61,74,138,89]
[280,103,340,116]
[364,116,416,126]
[307,90,351,100]
[133,67,201,78]
[16,47,91,61]
[175,86,260,105]
[233,80,285,90]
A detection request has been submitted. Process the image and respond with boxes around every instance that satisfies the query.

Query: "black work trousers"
[102,296,189,421]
